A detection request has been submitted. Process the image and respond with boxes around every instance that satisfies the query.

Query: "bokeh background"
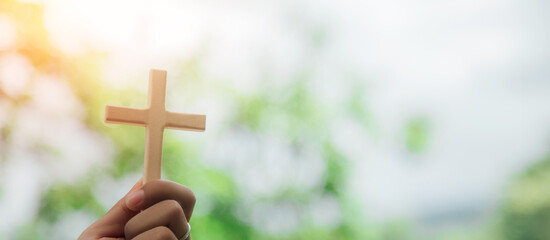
[1,0,550,239]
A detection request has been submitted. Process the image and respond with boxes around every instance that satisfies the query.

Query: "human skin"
[79,179,196,240]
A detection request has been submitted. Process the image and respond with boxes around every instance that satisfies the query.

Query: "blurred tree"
[498,154,550,240]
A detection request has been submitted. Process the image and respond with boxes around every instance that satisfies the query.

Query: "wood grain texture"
[104,69,206,184]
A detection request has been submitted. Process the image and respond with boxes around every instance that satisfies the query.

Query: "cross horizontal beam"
[105,106,206,131]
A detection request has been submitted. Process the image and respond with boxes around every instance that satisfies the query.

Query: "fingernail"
[126,190,144,210]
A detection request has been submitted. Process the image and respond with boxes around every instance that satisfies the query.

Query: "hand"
[79,179,196,240]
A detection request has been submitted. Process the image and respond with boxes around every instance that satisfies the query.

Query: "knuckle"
[164,199,184,217]
[187,189,196,207]
[153,226,176,240]
[178,184,196,207]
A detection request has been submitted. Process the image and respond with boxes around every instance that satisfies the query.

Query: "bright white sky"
[2,0,550,237]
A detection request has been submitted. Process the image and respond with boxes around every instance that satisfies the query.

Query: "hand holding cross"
[105,69,206,184]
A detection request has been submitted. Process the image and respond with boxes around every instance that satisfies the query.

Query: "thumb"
[89,178,144,237]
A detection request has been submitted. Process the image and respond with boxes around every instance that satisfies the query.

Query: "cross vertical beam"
[144,123,164,182]
[148,70,166,111]
[105,69,206,184]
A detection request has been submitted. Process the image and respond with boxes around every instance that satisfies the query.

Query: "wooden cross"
[105,69,206,184]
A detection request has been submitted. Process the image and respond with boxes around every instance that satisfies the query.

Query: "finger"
[129,180,196,222]
[131,226,177,240]
[83,178,143,238]
[124,200,189,240]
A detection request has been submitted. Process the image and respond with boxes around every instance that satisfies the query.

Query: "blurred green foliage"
[497,155,550,240]
[0,1,366,239]
[405,117,431,154]
[2,0,550,239]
